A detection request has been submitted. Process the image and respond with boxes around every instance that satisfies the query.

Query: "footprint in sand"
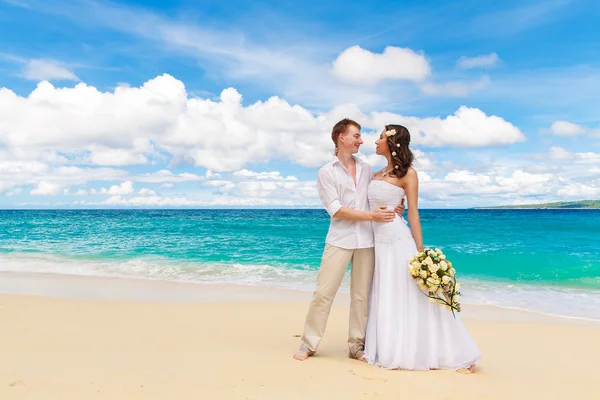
[9,380,25,387]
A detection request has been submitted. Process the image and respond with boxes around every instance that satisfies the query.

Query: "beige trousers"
[300,244,375,358]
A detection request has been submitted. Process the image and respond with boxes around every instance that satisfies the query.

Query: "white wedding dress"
[363,179,482,370]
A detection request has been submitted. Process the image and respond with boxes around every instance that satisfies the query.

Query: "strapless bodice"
[367,179,413,244]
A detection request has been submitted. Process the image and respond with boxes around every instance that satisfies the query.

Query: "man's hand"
[372,205,395,222]
[394,198,406,217]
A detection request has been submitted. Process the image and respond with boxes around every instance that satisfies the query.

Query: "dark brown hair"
[385,124,414,178]
[332,118,361,155]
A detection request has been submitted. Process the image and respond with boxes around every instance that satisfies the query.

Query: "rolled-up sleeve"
[317,167,342,217]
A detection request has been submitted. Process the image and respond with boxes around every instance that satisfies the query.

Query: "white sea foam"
[1,252,599,321]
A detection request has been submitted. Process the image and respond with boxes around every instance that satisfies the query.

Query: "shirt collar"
[332,155,364,166]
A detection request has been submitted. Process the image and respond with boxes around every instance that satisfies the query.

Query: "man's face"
[339,125,363,154]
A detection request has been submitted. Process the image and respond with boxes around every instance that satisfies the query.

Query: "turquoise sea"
[1,209,599,320]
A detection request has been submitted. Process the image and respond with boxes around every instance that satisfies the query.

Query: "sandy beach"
[1,273,599,400]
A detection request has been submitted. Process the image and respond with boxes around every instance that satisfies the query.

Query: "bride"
[362,124,481,373]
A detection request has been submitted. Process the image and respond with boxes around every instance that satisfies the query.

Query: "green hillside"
[474,200,600,209]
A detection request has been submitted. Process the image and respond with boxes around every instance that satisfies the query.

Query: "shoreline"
[1,270,599,326]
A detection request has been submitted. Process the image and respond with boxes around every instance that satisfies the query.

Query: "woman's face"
[375,129,390,156]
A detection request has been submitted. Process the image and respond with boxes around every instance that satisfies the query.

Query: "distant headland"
[474,200,600,209]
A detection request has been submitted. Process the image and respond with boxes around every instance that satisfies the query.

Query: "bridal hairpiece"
[386,129,397,137]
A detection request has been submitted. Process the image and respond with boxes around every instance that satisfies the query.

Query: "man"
[294,118,405,361]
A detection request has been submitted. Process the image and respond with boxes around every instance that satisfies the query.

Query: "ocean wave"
[1,252,599,321]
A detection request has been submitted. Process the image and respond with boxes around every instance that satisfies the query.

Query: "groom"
[294,118,405,361]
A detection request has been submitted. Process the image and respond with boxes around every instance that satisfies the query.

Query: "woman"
[362,124,481,373]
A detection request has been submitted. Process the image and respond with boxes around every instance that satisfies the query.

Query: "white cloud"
[204,180,236,192]
[420,76,491,97]
[367,106,525,148]
[22,59,79,81]
[331,45,430,86]
[0,160,128,197]
[0,75,524,177]
[105,181,134,195]
[233,169,298,181]
[545,120,600,137]
[556,184,600,197]
[549,146,573,160]
[138,188,157,196]
[457,53,500,69]
[135,170,204,183]
[87,145,150,166]
[205,170,221,179]
[30,181,62,196]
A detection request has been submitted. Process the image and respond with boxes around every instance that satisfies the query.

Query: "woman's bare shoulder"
[404,167,418,180]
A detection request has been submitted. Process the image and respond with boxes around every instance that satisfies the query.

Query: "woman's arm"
[403,168,423,251]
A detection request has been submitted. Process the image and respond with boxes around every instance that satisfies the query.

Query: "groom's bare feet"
[293,350,313,361]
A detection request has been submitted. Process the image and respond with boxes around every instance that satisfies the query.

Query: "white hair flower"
[395,165,399,169]
[386,129,397,137]
[396,144,400,147]
[392,152,397,156]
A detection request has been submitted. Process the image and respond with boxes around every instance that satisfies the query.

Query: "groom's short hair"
[332,118,361,146]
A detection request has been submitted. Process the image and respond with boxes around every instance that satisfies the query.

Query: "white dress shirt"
[317,156,374,249]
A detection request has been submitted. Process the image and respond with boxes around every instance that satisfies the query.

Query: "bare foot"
[456,364,476,374]
[293,350,312,361]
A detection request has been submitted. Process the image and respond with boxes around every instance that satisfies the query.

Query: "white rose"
[428,263,440,274]
[420,270,428,279]
[442,275,451,285]
[423,256,433,265]
[448,268,456,277]
[440,254,446,260]
[440,261,448,271]
[436,287,444,295]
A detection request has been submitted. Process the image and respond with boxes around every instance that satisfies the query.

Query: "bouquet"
[408,247,462,317]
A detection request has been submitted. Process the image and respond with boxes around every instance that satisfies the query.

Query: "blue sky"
[0,0,599,208]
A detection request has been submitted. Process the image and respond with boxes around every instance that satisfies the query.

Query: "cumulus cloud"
[0,160,128,196]
[102,181,134,195]
[22,59,79,81]
[138,188,157,196]
[367,106,525,148]
[544,120,600,137]
[233,169,298,181]
[457,53,500,69]
[30,181,62,196]
[135,170,205,183]
[549,146,574,160]
[331,45,431,86]
[0,75,524,177]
